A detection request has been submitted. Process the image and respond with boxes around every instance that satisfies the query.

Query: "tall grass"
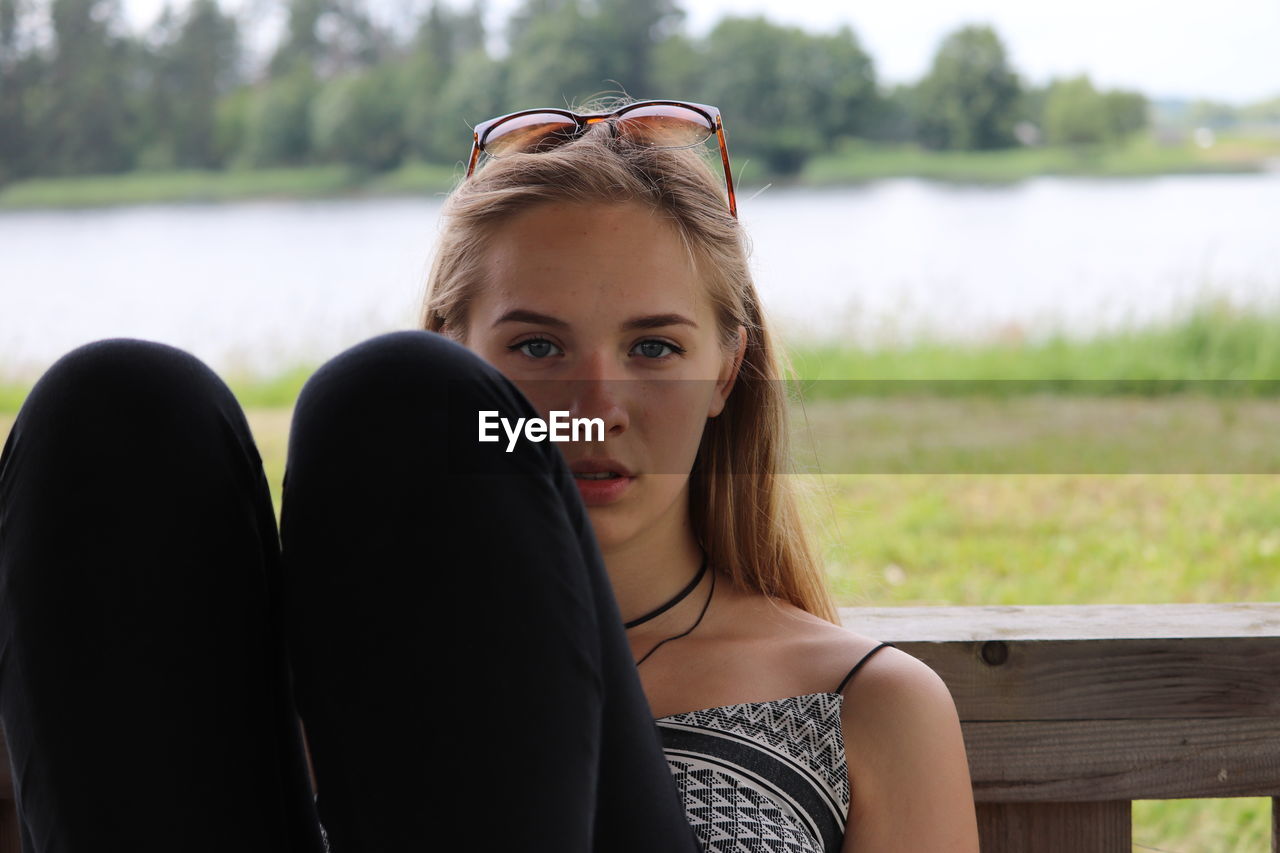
[3,292,1276,413]
[783,293,1280,391]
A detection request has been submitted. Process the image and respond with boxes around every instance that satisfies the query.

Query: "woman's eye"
[633,339,684,360]
[508,338,562,359]
[506,338,683,361]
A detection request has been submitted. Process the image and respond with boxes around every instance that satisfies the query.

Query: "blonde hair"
[419,102,839,625]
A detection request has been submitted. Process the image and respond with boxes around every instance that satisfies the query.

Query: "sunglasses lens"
[483,113,581,157]
[615,104,714,148]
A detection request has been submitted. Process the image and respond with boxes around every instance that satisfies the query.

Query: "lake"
[2,171,1278,382]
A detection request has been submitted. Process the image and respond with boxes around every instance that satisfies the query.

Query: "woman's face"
[459,200,745,551]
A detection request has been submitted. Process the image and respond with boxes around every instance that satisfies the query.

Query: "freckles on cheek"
[658,389,716,466]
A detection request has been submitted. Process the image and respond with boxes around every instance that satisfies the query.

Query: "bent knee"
[295,330,530,420]
[300,331,496,393]
[13,337,241,450]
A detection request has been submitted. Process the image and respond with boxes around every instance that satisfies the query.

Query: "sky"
[120,0,1280,104]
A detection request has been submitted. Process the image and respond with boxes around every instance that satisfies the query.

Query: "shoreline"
[2,136,1277,211]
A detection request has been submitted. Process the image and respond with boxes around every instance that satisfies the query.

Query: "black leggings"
[0,330,699,853]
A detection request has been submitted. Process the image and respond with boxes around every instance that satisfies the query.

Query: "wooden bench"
[1,602,1276,851]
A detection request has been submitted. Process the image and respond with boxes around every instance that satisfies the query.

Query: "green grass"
[799,133,1280,185]
[1132,798,1272,852]
[782,293,1280,391]
[0,166,364,208]
[806,471,1280,608]
[0,158,465,208]
[0,160,462,209]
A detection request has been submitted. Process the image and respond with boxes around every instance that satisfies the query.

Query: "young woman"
[419,99,979,852]
[0,98,977,853]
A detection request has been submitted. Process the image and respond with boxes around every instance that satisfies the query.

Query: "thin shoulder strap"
[834,641,897,695]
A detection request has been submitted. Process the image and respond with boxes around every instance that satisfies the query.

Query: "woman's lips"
[573,472,634,505]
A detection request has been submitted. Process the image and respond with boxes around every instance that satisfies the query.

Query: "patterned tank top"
[656,642,895,853]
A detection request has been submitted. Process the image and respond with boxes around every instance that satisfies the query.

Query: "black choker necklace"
[624,553,708,629]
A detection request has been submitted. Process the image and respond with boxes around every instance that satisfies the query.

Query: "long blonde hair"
[419,103,838,624]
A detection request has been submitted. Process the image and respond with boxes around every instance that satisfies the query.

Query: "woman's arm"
[839,648,980,852]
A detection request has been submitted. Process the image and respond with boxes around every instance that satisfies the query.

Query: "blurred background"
[1,0,1278,378]
[2,1,1279,848]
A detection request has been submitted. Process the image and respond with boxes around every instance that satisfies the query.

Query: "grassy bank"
[2,134,1277,209]
[799,133,1280,185]
[0,161,461,209]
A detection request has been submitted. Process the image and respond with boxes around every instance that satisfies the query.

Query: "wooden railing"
[841,603,1280,852]
[1,603,1276,851]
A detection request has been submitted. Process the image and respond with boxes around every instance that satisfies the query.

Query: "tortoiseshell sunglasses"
[465,99,738,219]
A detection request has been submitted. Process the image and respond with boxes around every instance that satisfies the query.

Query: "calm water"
[2,171,1278,382]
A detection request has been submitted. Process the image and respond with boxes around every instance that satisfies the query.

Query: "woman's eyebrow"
[492,309,567,329]
[491,309,697,330]
[622,313,698,331]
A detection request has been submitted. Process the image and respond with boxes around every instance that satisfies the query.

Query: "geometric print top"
[655,642,895,853]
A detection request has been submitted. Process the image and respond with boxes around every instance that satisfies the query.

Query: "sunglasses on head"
[465,99,738,219]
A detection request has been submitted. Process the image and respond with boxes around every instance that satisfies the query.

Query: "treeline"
[0,0,1155,184]
[1178,96,1280,129]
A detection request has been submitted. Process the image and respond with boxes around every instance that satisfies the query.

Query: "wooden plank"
[977,801,1129,853]
[840,602,1280,642]
[963,717,1280,801]
[892,637,1280,720]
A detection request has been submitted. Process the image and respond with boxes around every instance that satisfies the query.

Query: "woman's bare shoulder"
[704,591,979,848]
[751,600,967,789]
[727,594,894,694]
[831,640,979,851]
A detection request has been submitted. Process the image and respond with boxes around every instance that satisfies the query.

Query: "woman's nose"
[565,352,629,437]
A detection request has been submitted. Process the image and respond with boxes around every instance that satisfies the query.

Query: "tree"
[592,0,682,96]
[311,63,406,170]
[268,0,391,79]
[696,16,877,175]
[503,0,682,106]
[237,62,318,166]
[0,0,44,181]
[861,83,917,143]
[417,47,507,163]
[41,0,140,173]
[648,30,700,95]
[913,24,1021,150]
[1043,76,1148,146]
[1102,89,1147,139]
[402,0,487,162]
[798,25,878,141]
[146,0,240,168]
[504,0,604,106]
[269,0,326,77]
[1043,75,1108,146]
